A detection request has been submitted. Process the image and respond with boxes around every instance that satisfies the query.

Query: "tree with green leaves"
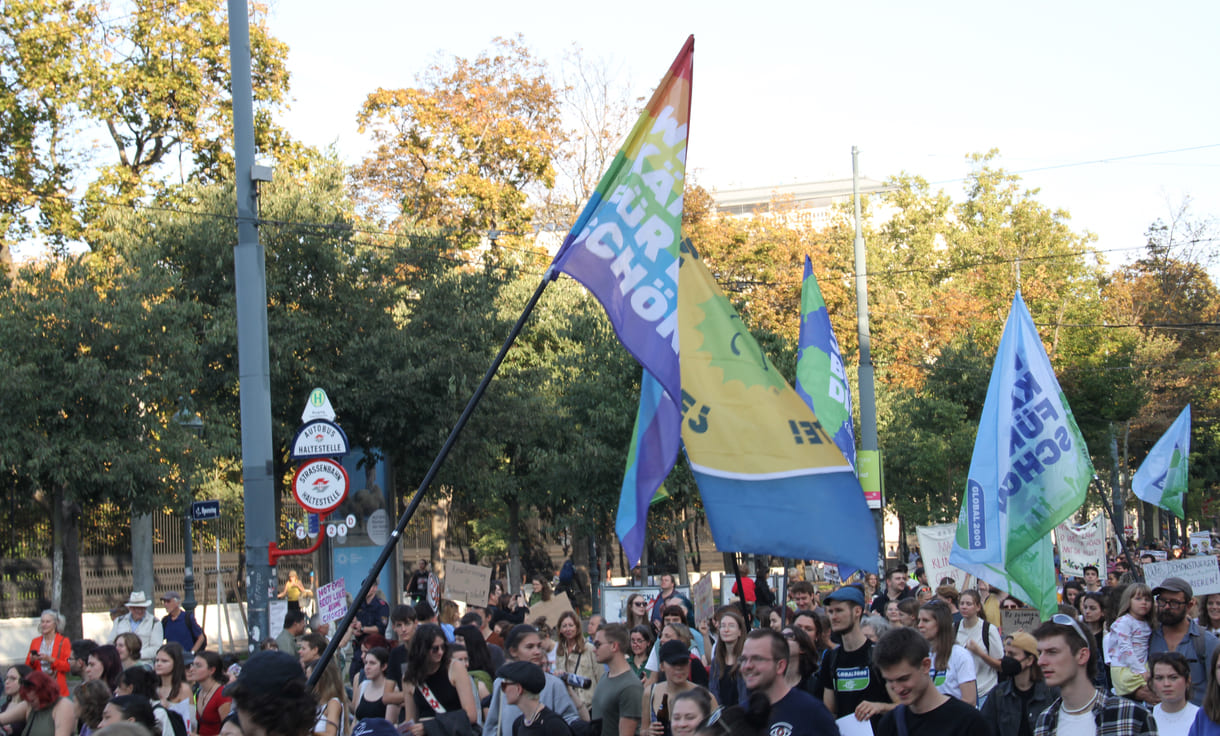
[0,251,205,637]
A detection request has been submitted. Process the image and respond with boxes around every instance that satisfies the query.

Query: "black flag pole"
[307,269,558,687]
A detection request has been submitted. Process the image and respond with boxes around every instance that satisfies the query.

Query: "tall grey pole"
[852,146,885,568]
[228,0,275,649]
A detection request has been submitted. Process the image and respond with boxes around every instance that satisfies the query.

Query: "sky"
[266,1,1218,270]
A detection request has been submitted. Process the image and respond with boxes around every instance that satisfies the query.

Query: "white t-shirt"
[955,618,1004,697]
[1056,706,1097,736]
[1152,703,1200,736]
[929,644,976,700]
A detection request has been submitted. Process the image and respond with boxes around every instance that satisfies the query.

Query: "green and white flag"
[1132,405,1191,519]
[949,292,1092,619]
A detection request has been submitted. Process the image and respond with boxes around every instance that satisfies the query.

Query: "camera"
[562,673,591,689]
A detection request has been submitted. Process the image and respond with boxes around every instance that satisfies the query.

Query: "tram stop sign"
[291,459,349,516]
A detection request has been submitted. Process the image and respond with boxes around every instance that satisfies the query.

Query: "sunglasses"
[500,680,518,691]
[1050,613,1092,647]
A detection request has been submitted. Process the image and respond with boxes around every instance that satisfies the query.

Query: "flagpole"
[305,269,557,688]
[852,146,884,570]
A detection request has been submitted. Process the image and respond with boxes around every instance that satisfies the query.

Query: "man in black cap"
[225,650,315,736]
[816,586,892,723]
[500,661,573,736]
[1146,576,1218,706]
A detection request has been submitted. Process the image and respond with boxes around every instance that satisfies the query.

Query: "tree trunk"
[431,490,450,580]
[56,487,84,640]
[506,495,521,595]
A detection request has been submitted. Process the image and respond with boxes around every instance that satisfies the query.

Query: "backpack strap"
[894,705,909,736]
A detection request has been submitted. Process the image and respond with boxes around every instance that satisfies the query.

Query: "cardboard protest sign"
[317,578,347,622]
[526,592,575,629]
[443,561,492,606]
[1057,515,1106,577]
[692,576,714,625]
[1190,532,1214,555]
[1144,557,1220,596]
[1002,608,1041,638]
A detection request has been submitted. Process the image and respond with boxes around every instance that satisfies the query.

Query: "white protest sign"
[1144,557,1220,596]
[443,560,492,606]
[268,599,288,639]
[1056,514,1106,577]
[317,578,347,623]
[916,524,968,590]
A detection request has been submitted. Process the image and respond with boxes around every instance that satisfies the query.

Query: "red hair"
[21,670,59,710]
[363,634,390,650]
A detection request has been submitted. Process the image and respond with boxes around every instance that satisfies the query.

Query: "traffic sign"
[290,420,350,461]
[291,459,349,515]
[190,500,221,522]
[301,387,337,423]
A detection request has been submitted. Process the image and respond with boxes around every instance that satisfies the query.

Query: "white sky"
[270,1,1217,269]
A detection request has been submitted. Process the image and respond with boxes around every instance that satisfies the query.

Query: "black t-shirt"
[814,639,890,719]
[874,697,986,736]
[869,588,914,615]
[388,643,409,685]
[512,707,573,736]
[766,687,838,736]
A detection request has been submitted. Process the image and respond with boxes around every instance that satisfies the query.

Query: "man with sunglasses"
[1147,576,1218,706]
[591,624,642,736]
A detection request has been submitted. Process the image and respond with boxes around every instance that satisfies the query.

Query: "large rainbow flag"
[551,36,877,570]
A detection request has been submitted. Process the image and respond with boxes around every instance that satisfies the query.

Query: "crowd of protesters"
[9,548,1220,736]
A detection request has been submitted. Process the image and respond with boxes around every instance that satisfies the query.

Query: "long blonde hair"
[310,658,351,713]
[714,610,746,675]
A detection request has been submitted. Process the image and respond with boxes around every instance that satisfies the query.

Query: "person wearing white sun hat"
[108,591,164,666]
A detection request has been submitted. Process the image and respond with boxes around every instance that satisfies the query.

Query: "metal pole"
[216,540,225,656]
[183,508,196,618]
[227,0,275,649]
[852,146,885,569]
[307,271,557,688]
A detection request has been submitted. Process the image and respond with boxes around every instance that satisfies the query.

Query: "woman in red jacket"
[26,611,71,698]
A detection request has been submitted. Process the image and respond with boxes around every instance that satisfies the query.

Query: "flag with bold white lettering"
[550,37,691,567]
[949,291,1093,618]
[1132,405,1191,519]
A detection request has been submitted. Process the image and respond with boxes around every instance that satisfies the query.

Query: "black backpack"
[154,703,188,736]
[954,617,993,655]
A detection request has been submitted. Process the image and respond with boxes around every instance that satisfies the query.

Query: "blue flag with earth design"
[795,256,855,470]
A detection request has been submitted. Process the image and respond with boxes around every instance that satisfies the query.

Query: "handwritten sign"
[915,524,968,590]
[1144,557,1220,596]
[1002,608,1041,638]
[317,578,348,623]
[443,561,492,607]
[691,576,714,626]
[1057,514,1106,577]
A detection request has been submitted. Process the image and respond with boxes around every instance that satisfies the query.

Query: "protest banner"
[443,561,492,607]
[1144,557,1220,596]
[692,576,714,625]
[317,578,347,622]
[1190,531,1213,555]
[1057,515,1106,577]
[1002,608,1041,638]
[527,592,575,628]
[916,524,968,590]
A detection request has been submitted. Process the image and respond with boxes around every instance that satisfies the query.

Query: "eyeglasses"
[592,640,606,649]
[1051,614,1092,646]
[430,644,446,653]
[500,680,518,691]
[1156,597,1188,609]
[739,655,774,666]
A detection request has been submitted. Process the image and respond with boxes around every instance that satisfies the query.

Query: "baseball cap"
[823,586,866,607]
[223,650,305,696]
[497,661,546,695]
[659,640,691,665]
[1152,577,1193,599]
[1008,632,1039,658]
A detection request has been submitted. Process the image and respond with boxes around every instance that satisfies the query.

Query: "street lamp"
[174,398,204,620]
